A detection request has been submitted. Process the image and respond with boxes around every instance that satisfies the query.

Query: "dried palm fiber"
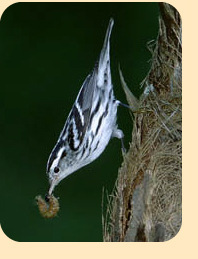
[103,3,182,242]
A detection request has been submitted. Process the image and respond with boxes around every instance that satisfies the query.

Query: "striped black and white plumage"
[47,18,124,195]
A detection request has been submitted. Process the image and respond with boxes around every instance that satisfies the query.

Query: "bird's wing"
[64,68,98,151]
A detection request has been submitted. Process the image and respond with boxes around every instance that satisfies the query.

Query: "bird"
[46,18,124,196]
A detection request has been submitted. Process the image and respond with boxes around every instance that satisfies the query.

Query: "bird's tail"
[99,18,114,67]
[97,18,114,87]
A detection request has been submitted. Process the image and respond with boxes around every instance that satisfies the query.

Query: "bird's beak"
[48,177,58,195]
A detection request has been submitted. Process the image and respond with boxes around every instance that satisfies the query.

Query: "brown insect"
[36,194,60,219]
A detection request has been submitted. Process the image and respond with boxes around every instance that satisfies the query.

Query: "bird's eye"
[54,167,60,173]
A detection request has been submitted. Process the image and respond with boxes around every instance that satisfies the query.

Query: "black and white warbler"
[47,18,124,195]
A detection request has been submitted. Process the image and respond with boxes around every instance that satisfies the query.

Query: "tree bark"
[103,3,182,242]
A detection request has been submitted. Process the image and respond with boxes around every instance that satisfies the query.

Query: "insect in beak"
[36,194,60,219]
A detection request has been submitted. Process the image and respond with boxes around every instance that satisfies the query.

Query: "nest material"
[103,3,182,242]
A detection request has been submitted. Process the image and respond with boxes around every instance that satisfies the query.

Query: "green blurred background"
[0,2,159,241]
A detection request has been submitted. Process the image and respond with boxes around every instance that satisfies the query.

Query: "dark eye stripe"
[47,141,64,173]
[61,150,67,159]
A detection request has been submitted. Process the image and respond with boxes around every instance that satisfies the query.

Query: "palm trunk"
[103,3,182,242]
